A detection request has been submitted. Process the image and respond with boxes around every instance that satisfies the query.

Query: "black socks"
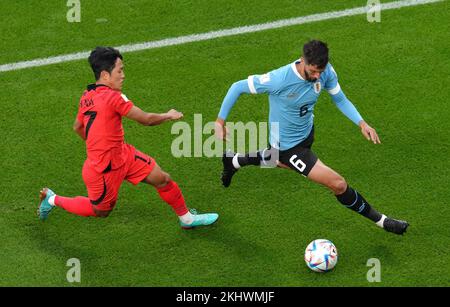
[336,185,382,223]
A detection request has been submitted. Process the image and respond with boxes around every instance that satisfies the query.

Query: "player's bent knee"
[331,178,347,195]
[92,205,113,218]
[150,170,171,189]
[158,172,171,188]
[163,172,171,182]
[142,164,171,187]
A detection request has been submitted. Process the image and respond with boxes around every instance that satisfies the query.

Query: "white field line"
[0,0,443,73]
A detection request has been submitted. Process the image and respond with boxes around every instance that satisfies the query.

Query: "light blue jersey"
[218,59,363,151]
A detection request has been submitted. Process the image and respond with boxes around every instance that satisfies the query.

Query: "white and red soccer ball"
[304,239,338,272]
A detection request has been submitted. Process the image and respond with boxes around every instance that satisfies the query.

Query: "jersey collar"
[291,59,305,80]
[87,83,111,91]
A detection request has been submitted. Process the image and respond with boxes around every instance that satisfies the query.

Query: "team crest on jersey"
[314,81,321,94]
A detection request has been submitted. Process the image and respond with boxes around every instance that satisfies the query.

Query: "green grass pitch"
[0,0,449,286]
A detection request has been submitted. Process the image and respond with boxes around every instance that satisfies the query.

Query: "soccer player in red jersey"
[38,47,218,229]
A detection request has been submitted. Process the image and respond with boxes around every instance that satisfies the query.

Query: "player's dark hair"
[88,47,123,80]
[303,40,329,69]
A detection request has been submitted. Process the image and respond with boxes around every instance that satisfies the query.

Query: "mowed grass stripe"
[0,0,444,73]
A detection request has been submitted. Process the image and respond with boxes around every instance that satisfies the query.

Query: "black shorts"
[278,126,318,177]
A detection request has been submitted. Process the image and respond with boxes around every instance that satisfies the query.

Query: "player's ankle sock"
[156,180,189,216]
[48,195,56,206]
[335,185,382,223]
[179,211,194,225]
[54,196,96,217]
[375,214,387,228]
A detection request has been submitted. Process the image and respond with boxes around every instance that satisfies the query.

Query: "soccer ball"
[304,239,338,272]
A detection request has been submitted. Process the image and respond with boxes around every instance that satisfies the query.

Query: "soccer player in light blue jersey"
[215,40,408,235]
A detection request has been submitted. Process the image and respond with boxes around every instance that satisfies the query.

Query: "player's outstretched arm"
[328,87,380,144]
[73,118,86,141]
[326,66,380,144]
[215,79,251,140]
[126,105,183,126]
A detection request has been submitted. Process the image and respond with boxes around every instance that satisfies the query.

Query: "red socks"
[54,180,188,218]
[54,196,96,217]
[156,180,189,216]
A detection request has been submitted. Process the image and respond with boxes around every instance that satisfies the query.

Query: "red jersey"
[77,84,134,173]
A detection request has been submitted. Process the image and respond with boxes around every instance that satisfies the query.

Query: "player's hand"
[359,121,381,144]
[167,109,183,120]
[214,119,229,141]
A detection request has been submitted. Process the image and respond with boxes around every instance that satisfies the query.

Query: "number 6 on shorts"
[289,155,306,172]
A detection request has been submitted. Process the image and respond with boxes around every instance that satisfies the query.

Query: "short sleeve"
[324,64,341,96]
[247,72,280,95]
[111,93,134,116]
